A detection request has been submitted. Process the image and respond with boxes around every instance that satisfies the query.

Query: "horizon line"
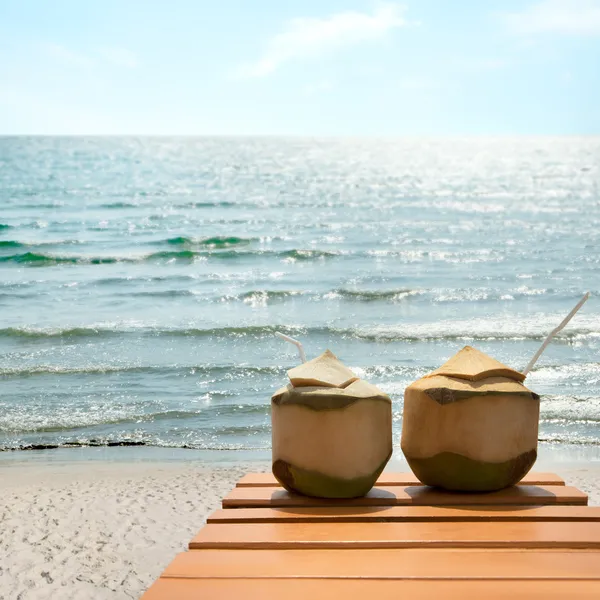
[1,133,599,138]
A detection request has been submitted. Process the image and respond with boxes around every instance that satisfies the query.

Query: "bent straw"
[522,292,590,377]
[275,332,307,363]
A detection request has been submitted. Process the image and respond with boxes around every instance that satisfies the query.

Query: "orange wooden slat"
[236,472,566,488]
[141,578,600,600]
[222,485,587,509]
[164,548,600,579]
[207,505,600,524]
[189,520,600,550]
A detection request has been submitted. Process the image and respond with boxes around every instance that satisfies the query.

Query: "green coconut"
[271,350,392,498]
[401,346,540,492]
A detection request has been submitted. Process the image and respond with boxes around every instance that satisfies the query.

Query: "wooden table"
[141,472,600,599]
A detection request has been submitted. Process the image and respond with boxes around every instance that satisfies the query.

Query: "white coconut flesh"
[272,399,392,480]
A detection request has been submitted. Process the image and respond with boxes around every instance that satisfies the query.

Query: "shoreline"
[2,445,600,599]
[2,439,600,465]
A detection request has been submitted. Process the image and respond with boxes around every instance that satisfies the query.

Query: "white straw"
[275,332,307,363]
[522,292,590,376]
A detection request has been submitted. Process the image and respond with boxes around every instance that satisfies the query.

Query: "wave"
[125,288,302,301]
[0,240,83,250]
[4,203,66,210]
[0,224,12,230]
[0,363,285,377]
[99,202,148,209]
[345,328,598,343]
[281,249,339,260]
[538,394,600,424]
[529,363,600,382]
[7,248,589,269]
[147,250,197,260]
[338,314,600,343]
[1,441,149,451]
[1,320,598,343]
[0,326,126,339]
[236,290,303,304]
[94,274,199,286]
[177,201,237,208]
[0,252,82,265]
[3,360,589,384]
[0,323,309,341]
[1,439,270,452]
[538,436,600,446]
[0,363,425,392]
[126,289,198,298]
[165,235,253,247]
[0,248,339,266]
[334,289,422,302]
[0,250,190,265]
[98,200,237,209]
[5,280,574,307]
[220,288,420,304]
[4,433,600,452]
[9,248,570,269]
[0,405,270,435]
[0,364,173,376]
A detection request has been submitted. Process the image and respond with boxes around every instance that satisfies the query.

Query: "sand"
[0,459,255,600]
[0,455,599,600]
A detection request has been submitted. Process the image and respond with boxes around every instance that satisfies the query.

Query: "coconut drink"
[401,293,590,492]
[401,346,539,492]
[271,346,393,498]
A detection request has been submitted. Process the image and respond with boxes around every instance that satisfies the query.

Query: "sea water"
[0,136,598,456]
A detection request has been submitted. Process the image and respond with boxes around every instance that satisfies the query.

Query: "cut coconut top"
[287,349,359,388]
[423,346,525,383]
[407,374,537,404]
[272,379,390,410]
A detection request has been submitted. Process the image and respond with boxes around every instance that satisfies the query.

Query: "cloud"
[239,2,408,78]
[98,47,138,68]
[502,0,600,35]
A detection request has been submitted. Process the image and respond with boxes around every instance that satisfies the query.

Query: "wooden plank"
[189,520,600,549]
[222,485,588,509]
[236,472,566,488]
[141,578,600,600]
[207,505,600,524]
[164,549,600,579]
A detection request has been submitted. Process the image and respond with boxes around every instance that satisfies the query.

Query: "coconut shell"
[401,346,540,492]
[272,352,392,498]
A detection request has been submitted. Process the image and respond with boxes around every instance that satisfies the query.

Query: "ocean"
[1,136,599,457]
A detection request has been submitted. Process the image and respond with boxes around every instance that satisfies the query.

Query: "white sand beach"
[0,458,253,600]
[1,452,599,600]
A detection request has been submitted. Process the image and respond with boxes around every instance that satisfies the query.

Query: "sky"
[0,0,599,135]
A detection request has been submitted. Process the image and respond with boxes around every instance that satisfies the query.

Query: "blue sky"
[0,0,599,135]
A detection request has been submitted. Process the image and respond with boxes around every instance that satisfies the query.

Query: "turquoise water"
[1,136,599,453]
